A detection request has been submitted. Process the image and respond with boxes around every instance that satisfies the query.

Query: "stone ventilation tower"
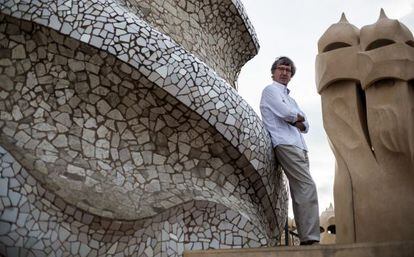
[0,0,288,256]
[316,10,414,244]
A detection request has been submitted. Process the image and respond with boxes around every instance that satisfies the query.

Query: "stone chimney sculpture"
[316,9,414,243]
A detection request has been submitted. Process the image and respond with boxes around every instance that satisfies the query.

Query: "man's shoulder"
[262,83,282,97]
[262,83,278,93]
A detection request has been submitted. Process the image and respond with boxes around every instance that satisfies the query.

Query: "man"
[260,56,320,245]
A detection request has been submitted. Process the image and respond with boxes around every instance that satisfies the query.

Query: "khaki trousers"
[274,144,320,242]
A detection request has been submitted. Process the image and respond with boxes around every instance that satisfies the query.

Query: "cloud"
[401,2,414,29]
[381,0,414,19]
[238,0,414,217]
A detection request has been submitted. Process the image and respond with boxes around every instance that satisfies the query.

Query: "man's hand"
[297,114,305,122]
[294,121,306,132]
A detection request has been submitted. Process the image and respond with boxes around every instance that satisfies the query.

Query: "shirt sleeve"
[299,110,309,133]
[261,86,298,123]
[292,96,309,133]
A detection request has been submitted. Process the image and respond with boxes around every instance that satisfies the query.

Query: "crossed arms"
[261,86,309,133]
[292,114,306,132]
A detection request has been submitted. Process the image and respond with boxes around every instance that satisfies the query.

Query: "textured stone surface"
[316,11,414,243]
[127,0,259,88]
[184,241,414,257]
[0,0,288,255]
[0,146,269,256]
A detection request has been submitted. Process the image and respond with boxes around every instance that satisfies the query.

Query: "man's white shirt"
[260,81,308,151]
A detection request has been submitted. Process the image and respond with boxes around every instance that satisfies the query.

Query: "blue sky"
[237,0,414,216]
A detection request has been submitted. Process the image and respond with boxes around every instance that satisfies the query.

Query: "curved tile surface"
[0,0,288,254]
[0,146,270,256]
[124,0,260,88]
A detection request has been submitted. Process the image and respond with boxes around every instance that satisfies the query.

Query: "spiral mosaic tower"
[0,0,288,256]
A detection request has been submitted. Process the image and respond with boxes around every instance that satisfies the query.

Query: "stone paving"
[0,0,288,256]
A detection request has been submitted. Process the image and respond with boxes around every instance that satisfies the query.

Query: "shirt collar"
[272,81,290,94]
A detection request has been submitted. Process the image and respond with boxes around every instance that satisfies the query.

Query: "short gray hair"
[271,56,296,77]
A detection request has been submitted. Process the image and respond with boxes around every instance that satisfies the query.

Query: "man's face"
[273,64,292,85]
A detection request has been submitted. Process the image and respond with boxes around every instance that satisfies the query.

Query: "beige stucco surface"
[184,241,414,257]
[316,10,414,243]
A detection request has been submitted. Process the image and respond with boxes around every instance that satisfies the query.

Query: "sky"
[237,0,414,216]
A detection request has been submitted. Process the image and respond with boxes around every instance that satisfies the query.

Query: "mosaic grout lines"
[0,0,288,256]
